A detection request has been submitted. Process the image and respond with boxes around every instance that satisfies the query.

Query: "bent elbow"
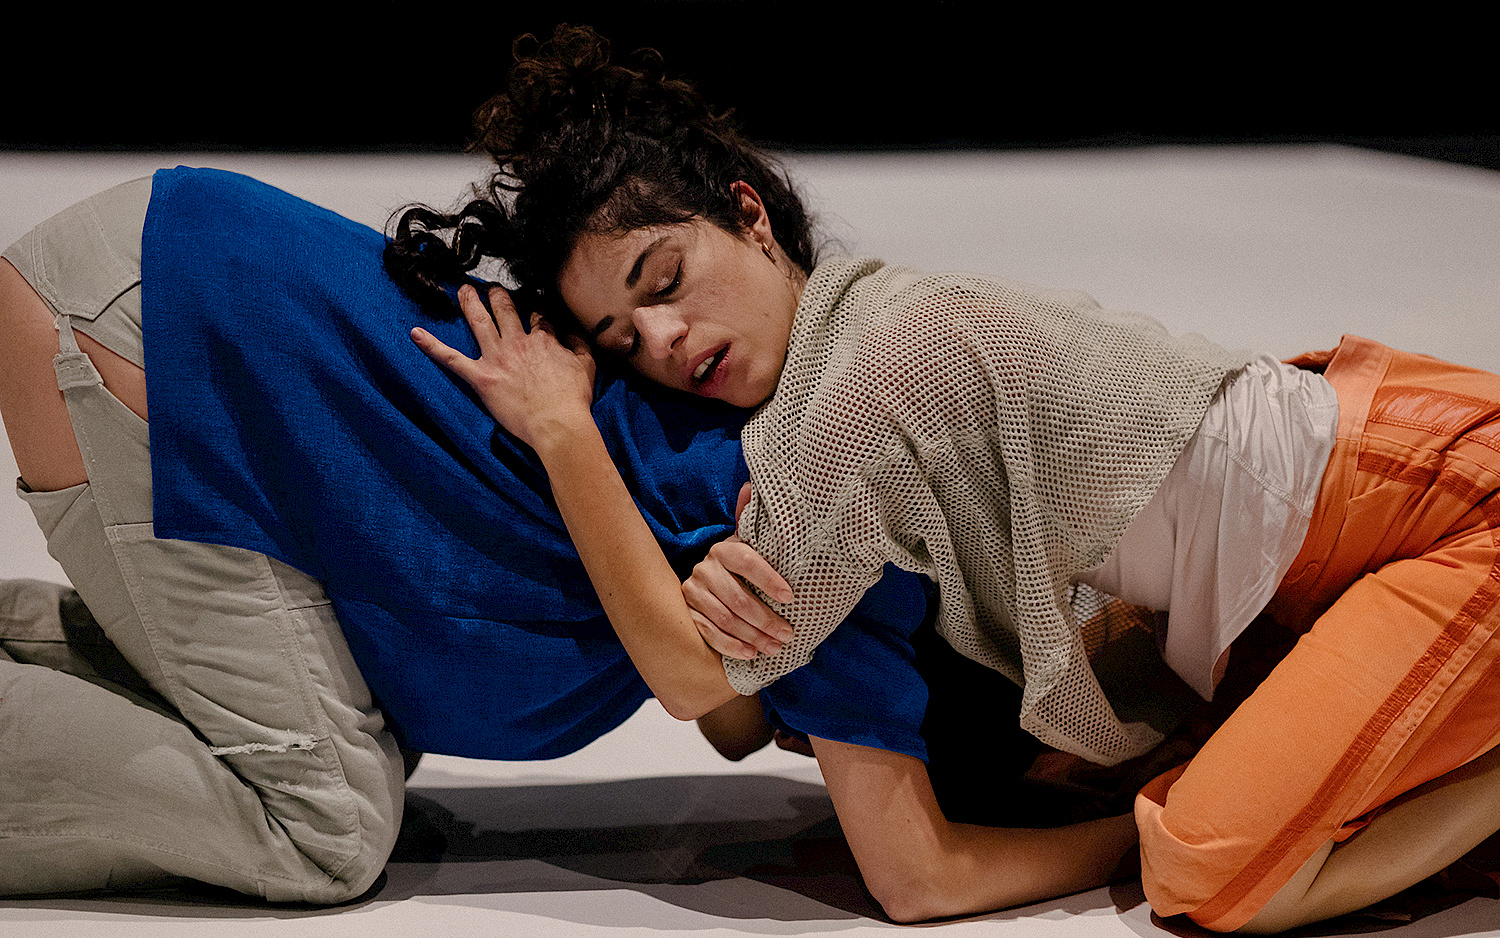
[704,738,760,761]
[660,701,706,722]
[657,691,720,723]
[872,885,949,925]
[654,673,743,722]
[863,867,955,924]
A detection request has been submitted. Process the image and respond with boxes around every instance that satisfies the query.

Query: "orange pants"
[1136,335,1500,931]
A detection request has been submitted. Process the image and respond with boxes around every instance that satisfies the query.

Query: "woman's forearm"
[533,420,740,720]
[411,285,741,719]
[935,812,1139,919]
[813,736,1139,923]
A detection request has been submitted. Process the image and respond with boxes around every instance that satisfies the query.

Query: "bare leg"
[1240,742,1500,933]
[0,258,147,493]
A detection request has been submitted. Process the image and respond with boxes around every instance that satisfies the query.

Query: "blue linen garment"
[141,167,932,760]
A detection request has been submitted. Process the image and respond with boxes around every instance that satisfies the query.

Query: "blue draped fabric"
[141,167,933,760]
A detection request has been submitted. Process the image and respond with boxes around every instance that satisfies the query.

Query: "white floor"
[2,146,1499,937]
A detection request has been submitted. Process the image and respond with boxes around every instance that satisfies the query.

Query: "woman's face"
[557,185,802,409]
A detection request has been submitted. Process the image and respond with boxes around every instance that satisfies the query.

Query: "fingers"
[532,311,595,359]
[410,326,476,378]
[453,284,517,356]
[710,539,793,605]
[415,286,571,365]
[411,285,505,370]
[411,284,599,450]
[734,482,752,523]
[692,610,760,660]
[479,283,523,330]
[683,541,795,659]
[684,577,787,657]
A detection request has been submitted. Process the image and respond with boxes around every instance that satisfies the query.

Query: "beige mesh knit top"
[728,258,1252,764]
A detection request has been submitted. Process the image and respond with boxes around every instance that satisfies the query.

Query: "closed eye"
[591,314,641,358]
[653,262,682,300]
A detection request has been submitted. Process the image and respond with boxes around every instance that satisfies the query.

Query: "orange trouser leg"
[1138,337,1500,931]
[1138,531,1500,929]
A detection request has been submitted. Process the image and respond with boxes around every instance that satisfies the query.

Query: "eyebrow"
[625,234,670,289]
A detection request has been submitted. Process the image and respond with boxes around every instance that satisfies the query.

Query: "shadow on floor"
[7,773,1496,934]
[382,773,886,921]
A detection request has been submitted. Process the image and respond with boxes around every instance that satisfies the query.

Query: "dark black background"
[7,2,1496,171]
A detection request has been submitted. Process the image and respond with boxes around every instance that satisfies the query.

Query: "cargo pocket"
[102,520,362,880]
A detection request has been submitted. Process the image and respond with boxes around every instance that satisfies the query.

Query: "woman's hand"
[683,483,795,659]
[416,285,739,721]
[412,284,596,452]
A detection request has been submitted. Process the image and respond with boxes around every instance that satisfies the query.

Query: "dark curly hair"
[385,24,817,320]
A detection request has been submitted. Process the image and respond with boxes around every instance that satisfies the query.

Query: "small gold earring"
[761,241,775,262]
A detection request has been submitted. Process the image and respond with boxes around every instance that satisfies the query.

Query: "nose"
[635,305,687,360]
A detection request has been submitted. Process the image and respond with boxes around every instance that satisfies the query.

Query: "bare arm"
[537,417,742,719]
[413,285,774,719]
[812,735,1139,923]
[681,483,797,659]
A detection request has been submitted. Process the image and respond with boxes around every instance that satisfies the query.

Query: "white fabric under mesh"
[1075,353,1339,699]
[727,258,1252,765]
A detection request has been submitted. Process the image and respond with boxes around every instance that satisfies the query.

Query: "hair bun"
[472,24,722,177]
[387,23,817,319]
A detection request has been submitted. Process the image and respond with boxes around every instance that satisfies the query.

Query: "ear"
[729,180,774,243]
